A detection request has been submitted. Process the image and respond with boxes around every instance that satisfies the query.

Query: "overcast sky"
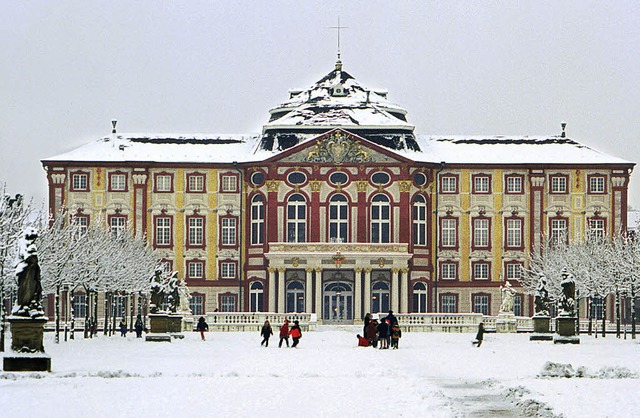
[2,1,639,208]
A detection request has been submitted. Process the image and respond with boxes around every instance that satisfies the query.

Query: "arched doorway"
[323,282,353,324]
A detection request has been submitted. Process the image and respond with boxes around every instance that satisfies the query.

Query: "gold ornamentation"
[392,268,400,274]
[354,268,363,273]
[266,180,280,192]
[332,251,345,268]
[304,131,373,163]
[278,268,286,273]
[399,181,412,193]
[305,267,314,273]
[378,257,386,268]
[310,180,322,192]
[356,181,368,193]
[292,257,300,267]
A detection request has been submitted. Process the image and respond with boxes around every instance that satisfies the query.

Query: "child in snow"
[260,320,273,347]
[290,320,302,348]
[357,334,370,347]
[196,316,209,341]
[472,322,485,347]
[279,319,290,348]
[390,322,402,349]
[119,320,127,337]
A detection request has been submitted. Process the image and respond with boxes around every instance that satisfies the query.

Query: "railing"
[203,312,317,332]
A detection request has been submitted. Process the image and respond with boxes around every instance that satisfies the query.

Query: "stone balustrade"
[203,312,317,332]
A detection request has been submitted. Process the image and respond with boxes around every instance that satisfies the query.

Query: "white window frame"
[441,218,457,248]
[287,195,307,243]
[589,176,605,194]
[441,263,457,280]
[473,295,490,315]
[474,176,490,193]
[221,262,236,279]
[551,176,567,193]
[413,196,427,246]
[441,176,457,193]
[156,175,172,192]
[188,261,204,279]
[251,195,265,245]
[506,176,523,193]
[473,218,490,248]
[329,194,349,243]
[155,217,172,246]
[222,175,237,192]
[188,174,205,192]
[72,173,88,190]
[473,263,490,280]
[441,295,457,313]
[188,217,204,246]
[222,217,237,246]
[110,216,126,239]
[506,218,522,248]
[110,173,126,191]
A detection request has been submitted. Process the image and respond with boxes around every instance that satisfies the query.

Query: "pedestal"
[3,316,51,372]
[167,315,184,339]
[495,312,517,333]
[530,316,553,341]
[146,313,171,342]
[554,316,580,344]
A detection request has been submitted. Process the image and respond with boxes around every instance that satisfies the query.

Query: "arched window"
[413,282,428,313]
[251,195,264,245]
[249,281,264,312]
[329,194,348,243]
[287,194,307,242]
[413,195,427,246]
[286,280,305,313]
[371,280,390,313]
[371,194,390,243]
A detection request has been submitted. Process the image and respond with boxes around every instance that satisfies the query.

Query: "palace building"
[42,59,634,324]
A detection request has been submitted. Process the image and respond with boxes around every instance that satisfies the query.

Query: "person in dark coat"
[357,334,370,347]
[472,322,485,347]
[377,319,390,349]
[289,320,302,348]
[260,320,273,347]
[196,316,209,341]
[390,322,402,349]
[363,313,371,336]
[134,314,144,338]
[384,310,397,327]
[279,319,290,348]
[365,319,379,348]
[119,320,127,337]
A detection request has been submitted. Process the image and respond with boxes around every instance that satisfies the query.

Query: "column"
[305,268,313,314]
[315,268,323,322]
[266,181,280,242]
[391,268,400,312]
[310,181,321,242]
[354,268,362,321]
[132,172,148,236]
[356,181,368,242]
[529,173,545,254]
[268,268,276,312]
[277,268,286,313]
[363,268,372,315]
[400,268,409,313]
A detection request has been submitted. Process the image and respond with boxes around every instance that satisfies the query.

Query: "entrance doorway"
[323,282,353,324]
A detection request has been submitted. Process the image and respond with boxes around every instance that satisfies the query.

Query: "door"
[323,282,353,324]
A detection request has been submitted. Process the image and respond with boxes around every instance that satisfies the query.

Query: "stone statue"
[558,269,576,317]
[149,269,165,314]
[12,227,44,318]
[167,272,180,314]
[499,280,516,314]
[534,274,550,317]
[177,279,191,314]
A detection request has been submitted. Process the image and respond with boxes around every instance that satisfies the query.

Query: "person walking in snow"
[119,320,127,337]
[196,316,209,341]
[260,320,273,347]
[472,322,485,347]
[390,321,402,349]
[279,319,290,348]
[289,320,302,348]
[134,314,144,338]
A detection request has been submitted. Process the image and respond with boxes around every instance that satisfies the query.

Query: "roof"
[42,131,633,167]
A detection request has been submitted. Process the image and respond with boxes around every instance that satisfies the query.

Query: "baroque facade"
[42,60,634,324]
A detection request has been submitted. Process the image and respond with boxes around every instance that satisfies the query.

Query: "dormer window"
[331,84,348,97]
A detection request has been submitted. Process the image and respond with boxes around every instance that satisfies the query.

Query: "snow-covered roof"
[42,131,633,167]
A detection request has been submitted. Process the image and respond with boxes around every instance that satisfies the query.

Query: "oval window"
[371,172,390,185]
[287,171,307,185]
[329,172,349,185]
[251,172,264,186]
[414,172,427,186]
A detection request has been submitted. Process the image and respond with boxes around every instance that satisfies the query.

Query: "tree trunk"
[588,297,593,336]
[0,274,5,352]
[55,284,61,344]
[70,287,75,340]
[602,298,607,338]
[93,291,98,336]
[103,292,109,336]
[129,293,134,333]
[616,290,621,338]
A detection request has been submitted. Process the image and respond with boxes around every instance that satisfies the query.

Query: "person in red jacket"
[357,334,370,347]
[289,320,302,348]
[278,319,290,348]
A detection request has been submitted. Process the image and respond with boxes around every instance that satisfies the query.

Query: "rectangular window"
[441,295,458,313]
[222,175,237,192]
[155,217,172,247]
[188,217,204,246]
[441,263,457,280]
[187,174,205,193]
[591,297,604,320]
[72,294,87,319]
[189,295,204,315]
[473,218,490,248]
[473,175,490,194]
[71,173,89,191]
[550,218,568,245]
[505,218,523,249]
[588,218,605,239]
[441,176,457,194]
[156,174,172,192]
[514,295,523,316]
[109,216,127,239]
[220,295,236,312]
[505,262,522,281]
[441,218,457,248]
[187,261,204,279]
[473,295,490,315]
[550,175,567,194]
[412,198,427,246]
[112,295,126,318]
[473,262,490,280]
[589,176,606,194]
[221,262,236,279]
[505,175,523,194]
[222,218,237,246]
[72,215,89,237]
[110,173,127,191]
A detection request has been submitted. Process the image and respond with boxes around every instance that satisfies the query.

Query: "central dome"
[260,64,419,152]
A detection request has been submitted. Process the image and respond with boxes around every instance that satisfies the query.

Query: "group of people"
[359,311,402,349]
[260,318,302,348]
[119,314,146,338]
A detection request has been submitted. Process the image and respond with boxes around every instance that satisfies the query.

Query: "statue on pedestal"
[167,272,180,314]
[534,274,550,317]
[12,228,44,318]
[149,269,165,314]
[558,269,576,317]
[499,280,516,314]
[177,279,191,314]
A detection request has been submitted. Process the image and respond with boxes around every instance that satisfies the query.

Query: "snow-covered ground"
[2,327,640,417]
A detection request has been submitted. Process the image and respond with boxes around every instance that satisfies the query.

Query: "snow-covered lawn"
[2,327,640,417]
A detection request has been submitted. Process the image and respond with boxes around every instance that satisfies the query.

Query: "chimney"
[561,121,567,138]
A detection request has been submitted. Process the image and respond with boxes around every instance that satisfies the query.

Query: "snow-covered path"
[2,326,640,417]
